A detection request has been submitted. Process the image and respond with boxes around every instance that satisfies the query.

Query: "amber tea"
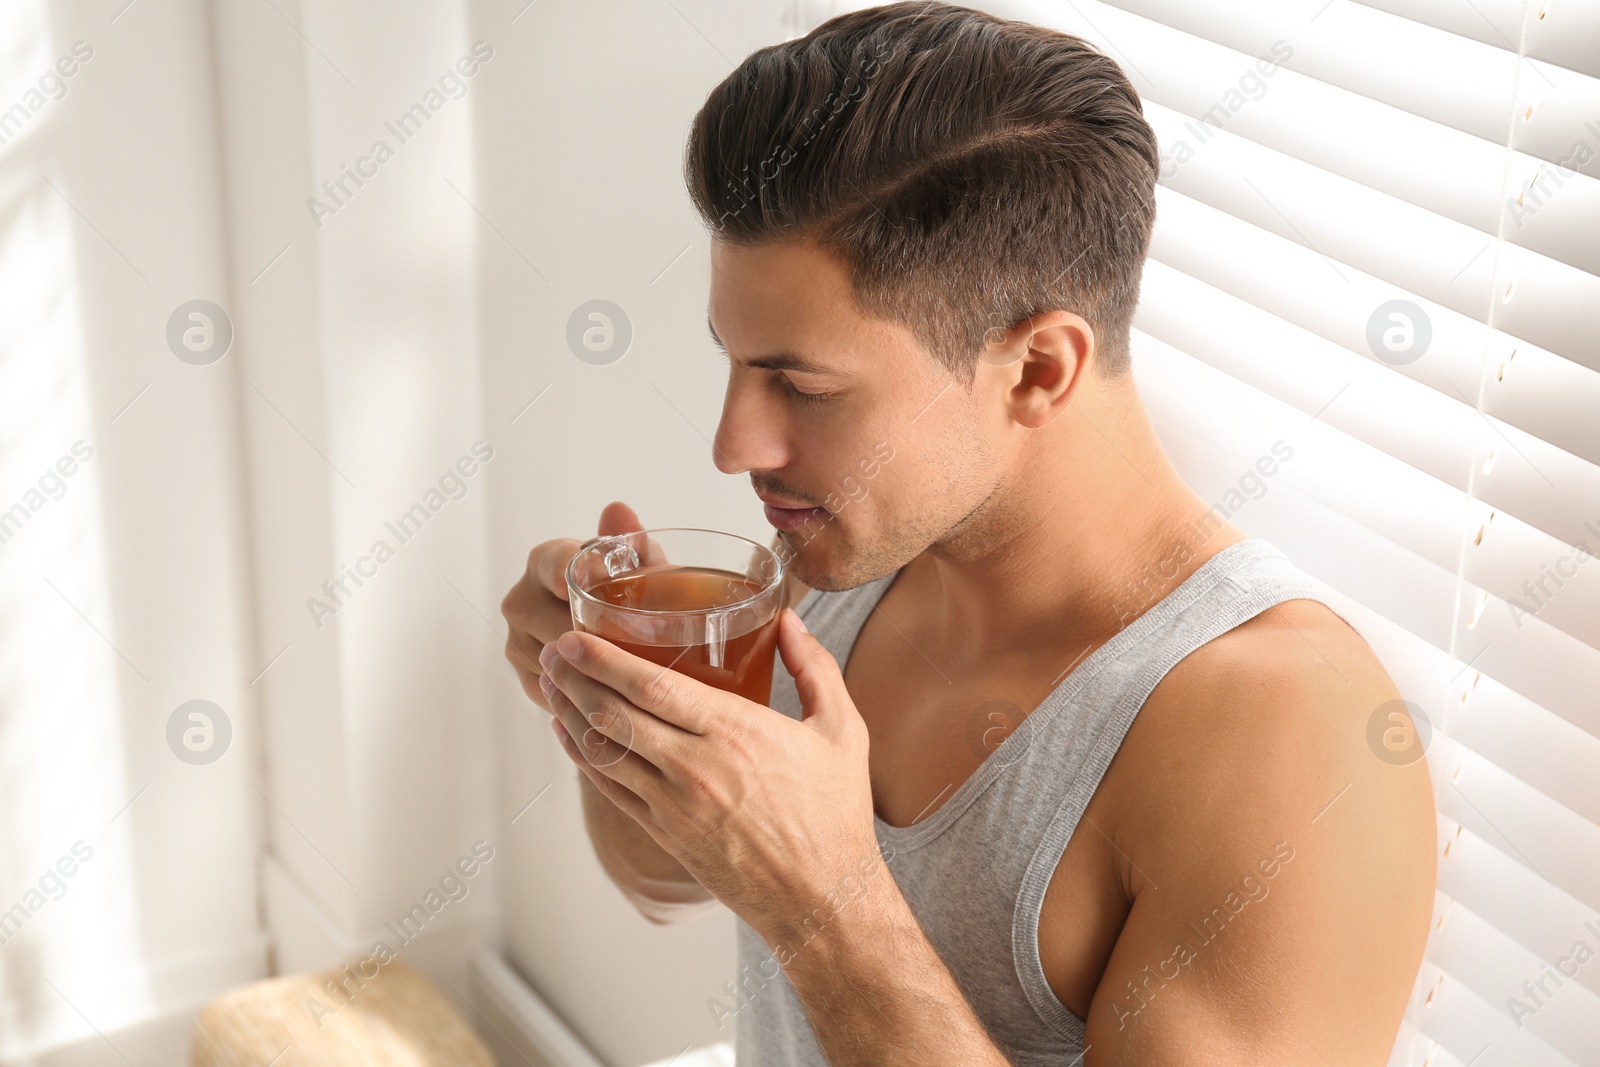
[567,532,786,706]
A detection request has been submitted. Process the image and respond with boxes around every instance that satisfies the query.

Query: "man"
[501,2,1436,1063]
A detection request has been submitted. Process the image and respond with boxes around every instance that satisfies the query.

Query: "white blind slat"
[1140,334,1600,744]
[1433,737,1600,914]
[1143,96,1600,296]
[1148,190,1600,456]
[1096,0,1600,174]
[1426,902,1600,1064]
[1358,0,1600,81]
[1141,256,1600,565]
[1148,137,1600,372]
[1451,586,1600,741]
[1436,816,1600,1003]
[1448,692,1600,833]
[1414,959,1583,1067]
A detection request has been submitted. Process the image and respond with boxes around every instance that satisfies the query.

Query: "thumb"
[595,501,669,567]
[776,608,849,729]
[597,501,644,538]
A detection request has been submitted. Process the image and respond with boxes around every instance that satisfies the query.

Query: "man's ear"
[1004,311,1094,428]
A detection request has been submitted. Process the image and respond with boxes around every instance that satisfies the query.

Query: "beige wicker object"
[189,959,495,1066]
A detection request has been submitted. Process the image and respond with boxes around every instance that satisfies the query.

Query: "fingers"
[501,544,578,643]
[541,643,691,767]
[500,509,656,714]
[534,537,585,604]
[500,537,586,703]
[501,581,557,705]
[541,667,665,795]
[550,718,656,826]
[554,630,715,735]
[506,628,551,711]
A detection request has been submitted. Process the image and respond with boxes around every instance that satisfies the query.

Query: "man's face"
[708,237,1003,592]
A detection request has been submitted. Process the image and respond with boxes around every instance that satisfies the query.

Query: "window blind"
[813,1,1600,1063]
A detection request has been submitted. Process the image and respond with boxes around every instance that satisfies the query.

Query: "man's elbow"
[626,885,721,926]
[586,837,719,923]
[587,848,705,922]
[639,905,676,927]
[631,891,676,926]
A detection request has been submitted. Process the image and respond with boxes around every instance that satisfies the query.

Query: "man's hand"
[500,500,647,715]
[502,502,716,921]
[537,606,884,941]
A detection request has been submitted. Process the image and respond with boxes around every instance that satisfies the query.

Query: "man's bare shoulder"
[1083,596,1436,1060]
[1122,595,1426,829]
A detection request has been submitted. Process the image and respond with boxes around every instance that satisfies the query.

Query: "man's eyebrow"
[707,314,844,375]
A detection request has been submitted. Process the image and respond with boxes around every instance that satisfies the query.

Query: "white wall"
[0,0,265,1057]
[207,0,500,1008]
[469,1,798,1063]
[2,1,806,1062]
[3,0,504,1057]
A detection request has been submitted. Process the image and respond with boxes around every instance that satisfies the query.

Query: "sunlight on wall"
[0,5,148,1055]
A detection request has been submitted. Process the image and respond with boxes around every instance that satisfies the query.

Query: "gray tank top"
[727,538,1340,1064]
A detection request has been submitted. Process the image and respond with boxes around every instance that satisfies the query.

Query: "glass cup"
[565,528,788,705]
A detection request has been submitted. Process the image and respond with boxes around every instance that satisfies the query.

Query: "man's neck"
[910,387,1242,667]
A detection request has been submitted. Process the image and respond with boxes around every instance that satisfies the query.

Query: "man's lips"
[755,491,816,510]
[756,491,829,531]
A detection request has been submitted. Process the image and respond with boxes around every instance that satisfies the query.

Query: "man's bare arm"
[767,853,1015,1066]
[1083,603,1436,1064]
[576,773,719,924]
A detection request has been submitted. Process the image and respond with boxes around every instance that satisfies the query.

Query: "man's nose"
[712,379,788,476]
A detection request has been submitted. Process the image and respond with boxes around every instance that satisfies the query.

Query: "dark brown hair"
[684,0,1159,382]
